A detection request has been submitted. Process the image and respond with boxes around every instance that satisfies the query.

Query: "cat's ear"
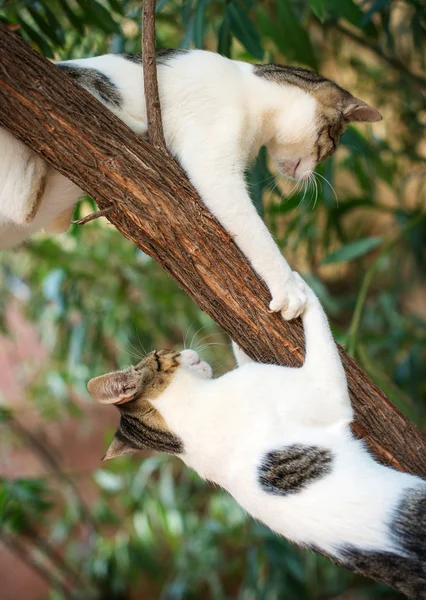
[343,97,382,123]
[87,370,139,405]
[103,435,138,460]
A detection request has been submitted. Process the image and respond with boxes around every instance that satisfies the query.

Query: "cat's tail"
[332,483,426,599]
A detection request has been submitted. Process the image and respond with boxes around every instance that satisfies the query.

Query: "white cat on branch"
[0,49,380,320]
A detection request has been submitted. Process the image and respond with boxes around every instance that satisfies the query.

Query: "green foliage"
[0,0,425,598]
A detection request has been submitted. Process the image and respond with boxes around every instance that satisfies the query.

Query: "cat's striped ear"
[102,435,137,460]
[343,97,382,123]
[87,370,140,405]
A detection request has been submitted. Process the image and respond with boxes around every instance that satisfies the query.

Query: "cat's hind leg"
[231,341,254,367]
[0,128,48,226]
[296,273,353,423]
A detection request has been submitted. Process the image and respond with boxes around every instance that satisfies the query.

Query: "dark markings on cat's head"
[391,485,426,560]
[258,444,332,496]
[119,49,189,66]
[87,350,183,459]
[334,545,426,599]
[254,63,381,167]
[58,64,122,108]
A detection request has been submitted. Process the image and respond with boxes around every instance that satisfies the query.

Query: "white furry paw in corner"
[269,272,308,320]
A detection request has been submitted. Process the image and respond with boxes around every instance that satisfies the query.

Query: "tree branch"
[142,0,167,150]
[0,26,425,480]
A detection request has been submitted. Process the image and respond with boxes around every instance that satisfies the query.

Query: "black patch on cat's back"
[258,444,332,496]
[58,64,122,108]
[117,413,183,455]
[119,49,189,66]
[336,545,426,599]
[392,486,426,558]
[254,64,329,91]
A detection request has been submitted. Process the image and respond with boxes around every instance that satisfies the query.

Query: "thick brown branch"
[142,0,167,150]
[0,26,425,484]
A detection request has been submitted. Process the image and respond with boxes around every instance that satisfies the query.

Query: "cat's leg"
[45,205,76,233]
[181,159,306,320]
[297,273,352,422]
[0,128,48,226]
[231,341,254,367]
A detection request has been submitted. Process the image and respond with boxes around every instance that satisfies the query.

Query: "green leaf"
[324,0,377,37]
[217,10,232,57]
[94,469,123,493]
[18,18,54,57]
[42,4,66,46]
[228,2,264,60]
[57,0,85,36]
[309,0,328,22]
[75,0,120,34]
[258,1,317,69]
[106,0,124,14]
[193,0,209,48]
[321,237,383,265]
[25,7,63,48]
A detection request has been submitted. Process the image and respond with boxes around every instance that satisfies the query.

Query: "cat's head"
[87,349,211,460]
[254,64,382,181]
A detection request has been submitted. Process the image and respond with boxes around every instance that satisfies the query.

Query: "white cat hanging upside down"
[88,276,425,599]
[0,49,381,320]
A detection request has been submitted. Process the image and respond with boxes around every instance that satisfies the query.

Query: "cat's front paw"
[269,272,307,320]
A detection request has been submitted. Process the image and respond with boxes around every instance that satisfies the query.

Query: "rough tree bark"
[0,25,425,484]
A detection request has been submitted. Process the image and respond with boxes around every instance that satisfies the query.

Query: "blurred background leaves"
[0,0,425,598]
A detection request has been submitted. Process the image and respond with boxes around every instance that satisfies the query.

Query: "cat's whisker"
[193,342,225,356]
[189,323,212,351]
[114,341,143,362]
[134,327,148,357]
[314,171,339,207]
[125,338,146,361]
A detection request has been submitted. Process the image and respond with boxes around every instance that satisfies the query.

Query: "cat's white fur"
[0,51,327,319]
[150,277,424,559]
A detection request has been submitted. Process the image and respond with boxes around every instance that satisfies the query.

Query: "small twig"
[330,21,426,93]
[0,533,73,599]
[142,0,167,151]
[71,205,114,225]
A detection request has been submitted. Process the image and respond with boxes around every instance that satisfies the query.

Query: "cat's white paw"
[269,272,307,320]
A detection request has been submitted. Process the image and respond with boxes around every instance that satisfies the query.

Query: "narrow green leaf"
[228,2,264,60]
[181,0,194,25]
[106,0,123,14]
[193,0,209,49]
[321,237,383,265]
[309,0,328,23]
[94,469,123,493]
[324,0,377,37]
[217,9,232,57]
[26,7,63,48]
[18,18,54,57]
[57,0,85,36]
[258,1,317,69]
[75,0,119,34]
[43,4,66,46]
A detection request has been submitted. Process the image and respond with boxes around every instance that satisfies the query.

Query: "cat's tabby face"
[87,349,211,406]
[87,350,211,460]
[254,64,382,181]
